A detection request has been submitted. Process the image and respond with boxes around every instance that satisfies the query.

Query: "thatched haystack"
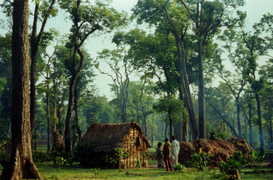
[178,137,254,165]
[80,121,151,169]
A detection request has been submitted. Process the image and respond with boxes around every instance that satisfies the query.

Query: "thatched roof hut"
[79,121,151,168]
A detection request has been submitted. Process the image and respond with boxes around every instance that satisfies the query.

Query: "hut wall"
[120,128,149,169]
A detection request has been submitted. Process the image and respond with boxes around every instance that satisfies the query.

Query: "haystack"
[80,121,151,168]
[178,137,254,165]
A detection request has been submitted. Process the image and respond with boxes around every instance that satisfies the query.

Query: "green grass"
[34,162,273,180]
[35,145,47,153]
[30,144,273,179]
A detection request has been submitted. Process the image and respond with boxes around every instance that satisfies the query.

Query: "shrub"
[73,142,94,167]
[0,153,9,162]
[191,152,212,170]
[209,130,226,140]
[173,162,184,171]
[50,150,72,165]
[55,157,66,171]
[248,151,264,173]
[219,158,242,180]
[233,151,247,165]
[184,160,193,168]
[224,158,242,170]
[32,151,52,163]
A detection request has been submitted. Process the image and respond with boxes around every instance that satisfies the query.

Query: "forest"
[0,0,273,179]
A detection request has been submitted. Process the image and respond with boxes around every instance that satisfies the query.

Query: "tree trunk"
[72,89,77,152]
[168,107,173,141]
[182,119,188,142]
[46,80,51,154]
[161,6,199,139]
[179,87,188,142]
[0,0,42,178]
[121,91,127,123]
[255,93,264,155]
[269,111,273,150]
[165,122,168,139]
[248,103,252,147]
[175,35,199,139]
[136,107,140,124]
[51,62,64,152]
[72,88,82,151]
[198,39,205,139]
[236,98,241,138]
[65,77,76,153]
[196,0,205,139]
[141,106,147,136]
[30,2,39,146]
[173,121,182,141]
[30,0,56,150]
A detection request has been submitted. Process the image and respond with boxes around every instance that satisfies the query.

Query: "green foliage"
[209,129,226,140]
[55,157,66,171]
[91,168,100,176]
[33,132,41,141]
[0,152,9,162]
[173,162,184,171]
[191,152,213,170]
[223,158,241,171]
[33,151,52,163]
[114,148,131,160]
[0,133,10,146]
[136,160,141,168]
[33,162,273,180]
[0,77,7,94]
[184,160,193,168]
[219,157,243,173]
[233,151,247,165]
[73,142,94,166]
[141,151,150,159]
[248,151,264,173]
[109,157,117,167]
[50,151,71,165]
[219,151,248,172]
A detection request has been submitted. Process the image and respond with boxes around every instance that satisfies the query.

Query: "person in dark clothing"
[156,142,164,168]
[163,138,173,171]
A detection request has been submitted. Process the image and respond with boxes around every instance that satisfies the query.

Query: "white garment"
[171,139,180,165]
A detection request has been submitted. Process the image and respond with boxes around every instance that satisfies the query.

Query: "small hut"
[79,121,151,169]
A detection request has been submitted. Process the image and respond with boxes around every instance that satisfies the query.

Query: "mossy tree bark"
[0,0,42,179]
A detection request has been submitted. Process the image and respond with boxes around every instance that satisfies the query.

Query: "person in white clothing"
[171,136,180,166]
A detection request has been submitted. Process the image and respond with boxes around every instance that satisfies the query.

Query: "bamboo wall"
[119,128,149,169]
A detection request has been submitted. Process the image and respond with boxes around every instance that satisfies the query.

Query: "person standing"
[163,138,173,171]
[171,136,180,166]
[156,142,164,168]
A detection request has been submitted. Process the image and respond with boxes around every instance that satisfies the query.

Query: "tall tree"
[239,87,255,147]
[221,11,273,155]
[96,48,134,123]
[180,0,244,139]
[215,35,248,137]
[30,0,57,147]
[0,34,12,141]
[61,0,126,152]
[206,83,237,137]
[0,0,42,178]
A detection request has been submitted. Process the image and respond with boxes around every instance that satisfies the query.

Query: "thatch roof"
[80,121,151,153]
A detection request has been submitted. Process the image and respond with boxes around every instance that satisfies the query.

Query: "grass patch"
[35,162,273,180]
[35,144,47,153]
